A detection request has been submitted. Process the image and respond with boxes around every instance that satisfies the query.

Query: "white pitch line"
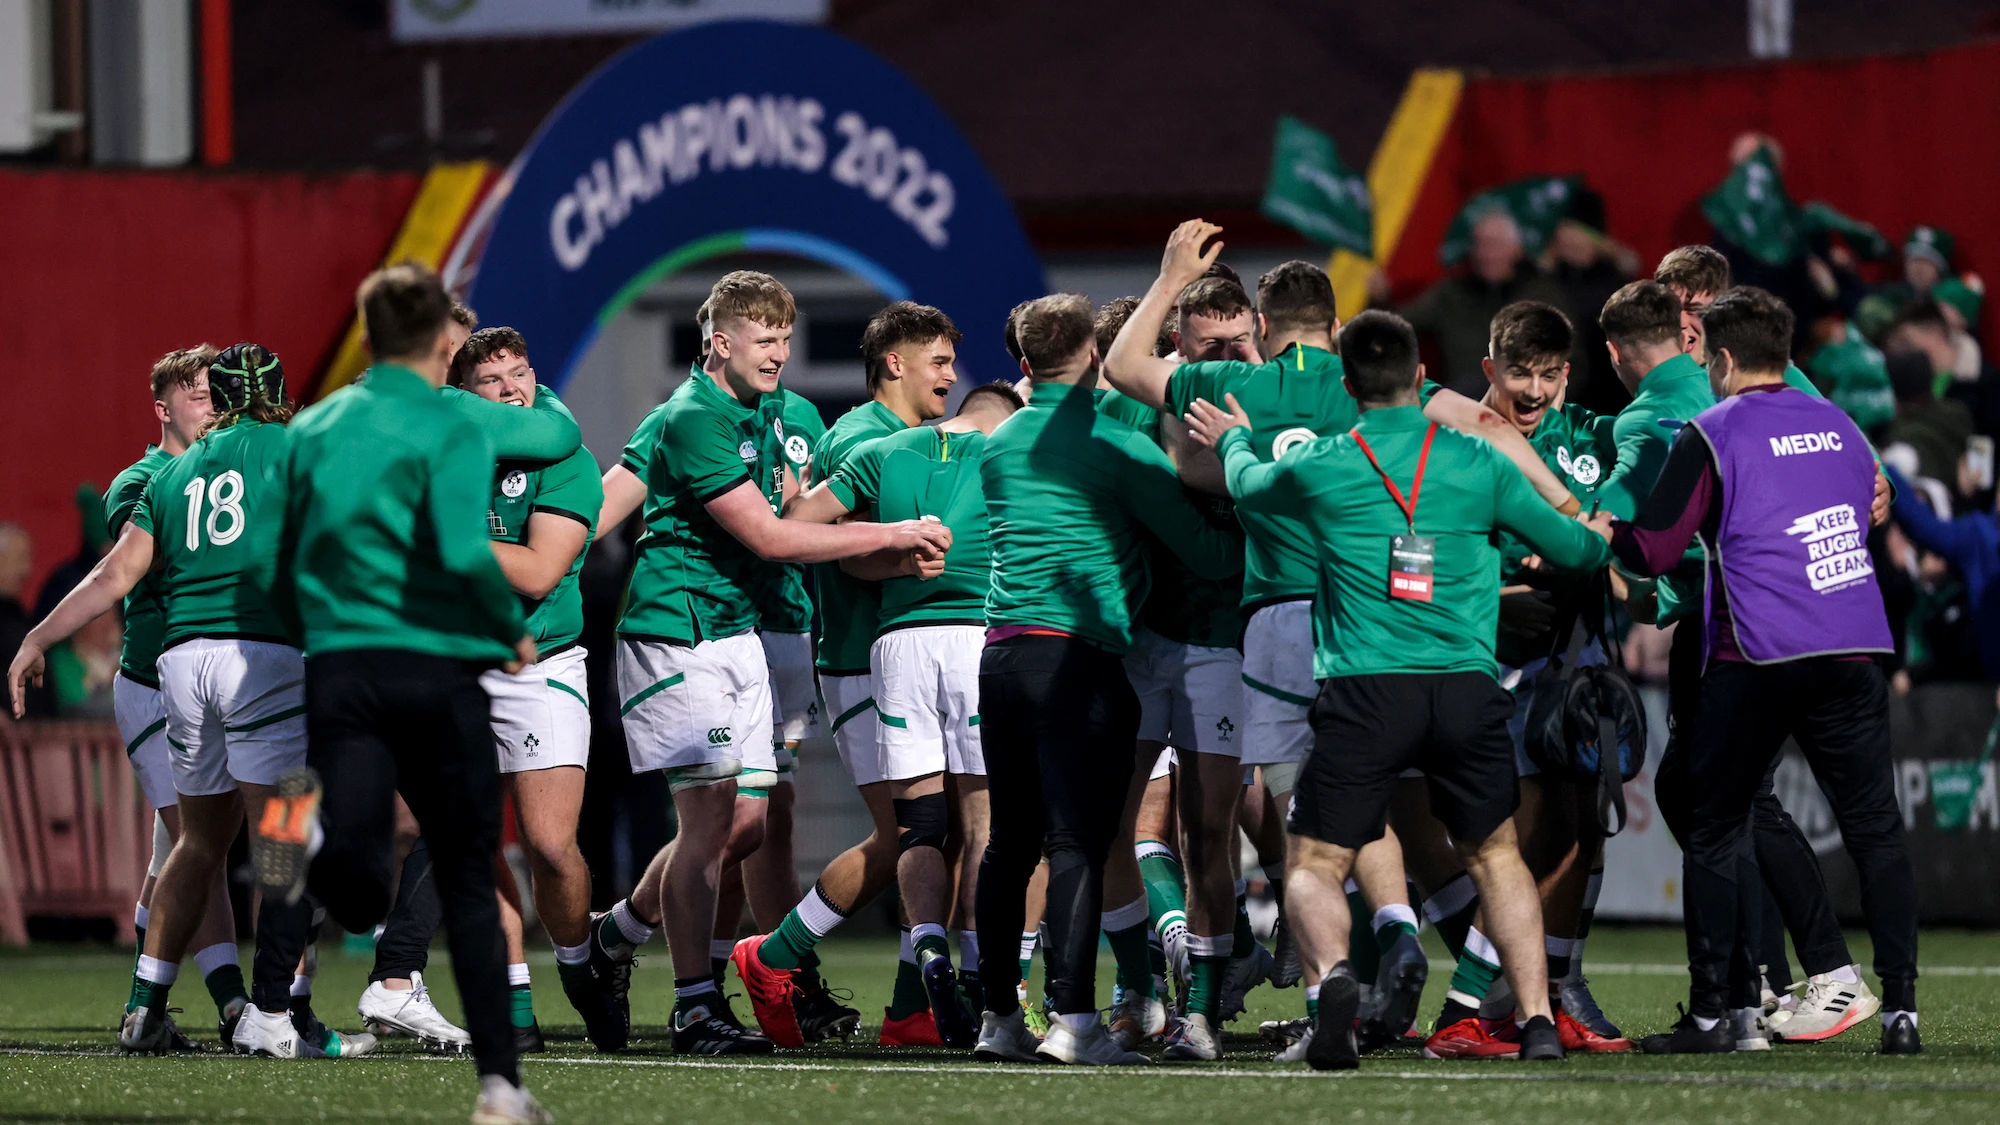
[4,1046,1996,1093]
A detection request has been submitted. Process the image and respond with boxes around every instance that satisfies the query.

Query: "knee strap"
[893,791,950,855]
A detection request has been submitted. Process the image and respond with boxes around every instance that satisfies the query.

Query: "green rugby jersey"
[131,420,293,650]
[1594,354,1715,625]
[1164,343,1359,607]
[489,444,601,656]
[1495,402,1618,667]
[809,400,909,673]
[617,367,784,645]
[440,383,582,462]
[1096,388,1245,648]
[751,387,827,635]
[282,365,525,661]
[105,446,172,685]
[829,425,990,634]
[982,380,1242,654]
[1222,404,1611,681]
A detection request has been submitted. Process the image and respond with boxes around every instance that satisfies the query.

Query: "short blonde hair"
[706,271,796,332]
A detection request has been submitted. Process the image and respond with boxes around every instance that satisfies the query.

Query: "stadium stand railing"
[0,720,149,945]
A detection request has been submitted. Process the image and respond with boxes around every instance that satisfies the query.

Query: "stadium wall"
[2,168,420,599]
[1387,38,2000,344]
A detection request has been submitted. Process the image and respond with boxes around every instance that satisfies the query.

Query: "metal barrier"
[0,720,151,945]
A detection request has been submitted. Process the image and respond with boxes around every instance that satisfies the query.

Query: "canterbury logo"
[706,727,732,745]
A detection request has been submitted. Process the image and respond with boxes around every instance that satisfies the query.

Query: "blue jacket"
[1885,464,2000,680]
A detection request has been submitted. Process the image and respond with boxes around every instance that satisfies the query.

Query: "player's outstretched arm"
[9,523,155,717]
[1424,387,1580,515]
[598,464,646,531]
[1103,219,1224,410]
[708,480,949,564]
[440,384,581,463]
[1116,424,1241,580]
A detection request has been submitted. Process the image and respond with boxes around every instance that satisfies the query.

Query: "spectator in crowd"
[1886,298,2000,439]
[1542,187,1639,412]
[45,607,121,719]
[1882,462,2000,686]
[33,484,111,623]
[1879,349,1974,489]
[1401,209,1570,396]
[0,523,53,717]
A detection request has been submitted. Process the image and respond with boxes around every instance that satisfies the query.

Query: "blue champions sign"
[466,20,1047,390]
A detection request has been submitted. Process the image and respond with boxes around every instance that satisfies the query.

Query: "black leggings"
[285,650,515,1082]
[1679,658,1918,1018]
[370,840,442,984]
[974,635,1140,1016]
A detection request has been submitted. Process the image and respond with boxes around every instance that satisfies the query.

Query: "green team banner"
[1437,175,1580,266]
[1702,144,1800,266]
[1260,115,1372,257]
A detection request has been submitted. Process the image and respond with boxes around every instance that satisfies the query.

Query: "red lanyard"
[1350,423,1438,530]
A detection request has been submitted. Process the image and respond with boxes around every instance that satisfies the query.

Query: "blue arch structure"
[467,20,1047,391]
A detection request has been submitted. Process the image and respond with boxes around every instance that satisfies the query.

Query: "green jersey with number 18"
[130,419,293,650]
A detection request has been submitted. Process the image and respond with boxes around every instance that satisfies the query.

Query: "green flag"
[1437,176,1581,266]
[1701,144,1801,266]
[1800,202,1890,261]
[1260,115,1372,256]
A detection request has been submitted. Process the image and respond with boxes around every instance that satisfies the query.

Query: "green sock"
[1137,843,1187,928]
[1447,929,1504,1004]
[759,907,824,972]
[888,955,929,1020]
[128,973,170,1014]
[1374,914,1419,951]
[509,986,536,1029]
[1106,923,1155,995]
[1305,987,1320,1021]
[1188,955,1229,1018]
[911,927,950,963]
[204,963,247,1013]
[1347,889,1381,986]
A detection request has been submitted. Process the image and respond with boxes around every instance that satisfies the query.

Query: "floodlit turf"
[1,927,1997,1123]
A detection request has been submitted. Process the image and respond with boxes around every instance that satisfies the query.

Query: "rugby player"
[1184,309,1616,1069]
[13,345,371,1060]
[724,302,967,1050]
[762,377,1023,1052]
[972,292,1242,1066]
[104,346,248,1049]
[597,273,950,1055]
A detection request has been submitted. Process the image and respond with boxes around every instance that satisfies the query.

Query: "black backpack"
[1522,578,1649,834]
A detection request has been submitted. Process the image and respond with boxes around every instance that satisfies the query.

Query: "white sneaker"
[973,1008,1042,1063]
[1035,1016,1149,1066]
[1736,1006,1772,1051]
[470,1075,554,1125]
[1773,973,1879,1042]
[360,971,472,1051]
[232,1004,308,1058]
[1161,1011,1221,1061]
[1273,1023,1314,1063]
[1107,990,1166,1048]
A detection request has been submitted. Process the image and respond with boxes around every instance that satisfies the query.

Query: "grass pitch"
[1,927,1997,1124]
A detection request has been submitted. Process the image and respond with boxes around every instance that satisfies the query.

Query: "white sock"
[1186,933,1234,958]
[1101,895,1149,932]
[1372,903,1417,934]
[710,938,735,962]
[899,926,916,964]
[611,899,655,946]
[675,978,717,1001]
[1343,877,1359,895]
[1692,1014,1720,1031]
[1464,927,1500,968]
[958,930,979,968]
[1134,840,1175,864]
[507,963,531,989]
[1305,983,1321,1002]
[1828,964,1861,985]
[192,942,238,977]
[134,904,149,930]
[1884,1009,1918,1028]
[1057,1011,1096,1032]
[796,881,848,937]
[1544,935,1578,957]
[1019,931,1038,960]
[290,973,312,997]
[135,955,177,986]
[910,922,948,953]
[554,940,591,966]
[1422,873,1477,923]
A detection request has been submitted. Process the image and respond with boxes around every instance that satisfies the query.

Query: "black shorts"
[1288,671,1519,849]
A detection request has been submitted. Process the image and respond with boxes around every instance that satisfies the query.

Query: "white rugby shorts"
[761,629,825,759]
[870,625,984,780]
[113,673,176,810]
[481,644,590,774]
[617,634,774,781]
[822,671,882,788]
[155,638,306,797]
[1240,600,1315,768]
[1123,627,1246,758]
